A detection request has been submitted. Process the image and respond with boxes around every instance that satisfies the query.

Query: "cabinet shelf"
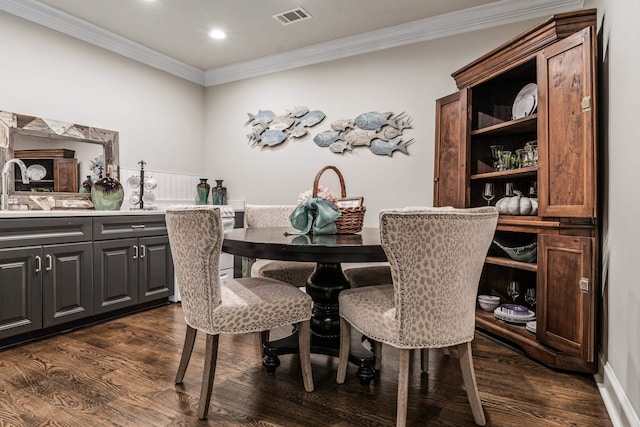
[470,166,537,180]
[475,310,557,366]
[471,114,537,137]
[485,256,537,272]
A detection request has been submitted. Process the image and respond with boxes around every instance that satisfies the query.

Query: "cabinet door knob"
[140,245,146,258]
[35,255,42,273]
[133,245,139,259]
[579,277,590,293]
[45,254,52,272]
[131,225,145,229]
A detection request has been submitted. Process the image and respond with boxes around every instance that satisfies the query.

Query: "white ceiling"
[0,0,584,85]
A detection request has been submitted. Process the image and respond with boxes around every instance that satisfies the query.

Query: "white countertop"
[0,209,167,218]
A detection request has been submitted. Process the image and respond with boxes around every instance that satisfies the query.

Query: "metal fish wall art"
[245,106,325,147]
[313,111,414,156]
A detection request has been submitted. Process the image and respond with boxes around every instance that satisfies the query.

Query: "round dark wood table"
[222,227,387,384]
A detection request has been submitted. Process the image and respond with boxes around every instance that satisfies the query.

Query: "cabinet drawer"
[93,215,167,240]
[0,217,92,249]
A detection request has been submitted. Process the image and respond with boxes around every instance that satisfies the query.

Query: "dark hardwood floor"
[0,303,611,426]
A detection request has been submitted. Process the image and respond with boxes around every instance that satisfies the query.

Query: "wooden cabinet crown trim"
[451,9,596,89]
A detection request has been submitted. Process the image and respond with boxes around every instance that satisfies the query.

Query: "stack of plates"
[526,320,537,334]
[494,304,535,324]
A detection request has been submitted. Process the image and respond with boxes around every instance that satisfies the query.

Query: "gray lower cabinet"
[0,228,93,339]
[0,214,173,343]
[93,215,173,314]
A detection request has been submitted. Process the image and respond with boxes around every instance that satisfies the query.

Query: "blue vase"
[91,175,124,210]
[197,178,210,205]
[212,179,227,205]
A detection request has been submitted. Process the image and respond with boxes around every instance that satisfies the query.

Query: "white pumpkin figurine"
[494,190,538,215]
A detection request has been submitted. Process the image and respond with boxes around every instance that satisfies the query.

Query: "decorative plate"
[26,164,47,181]
[494,305,535,324]
[512,83,538,120]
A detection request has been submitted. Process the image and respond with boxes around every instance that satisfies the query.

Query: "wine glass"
[525,288,536,306]
[482,183,495,205]
[507,281,520,303]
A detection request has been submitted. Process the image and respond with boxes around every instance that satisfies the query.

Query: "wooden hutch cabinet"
[434,9,598,372]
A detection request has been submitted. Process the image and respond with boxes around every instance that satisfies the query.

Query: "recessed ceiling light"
[209,29,227,40]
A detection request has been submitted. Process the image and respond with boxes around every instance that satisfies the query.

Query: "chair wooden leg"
[336,318,351,384]
[420,348,429,373]
[198,334,219,420]
[175,325,197,384]
[458,342,486,426]
[396,349,410,427]
[296,320,314,392]
[442,346,450,356]
[374,340,383,371]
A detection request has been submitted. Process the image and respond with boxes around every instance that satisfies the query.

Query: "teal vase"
[212,179,227,205]
[197,178,210,205]
[79,175,93,194]
[91,174,124,210]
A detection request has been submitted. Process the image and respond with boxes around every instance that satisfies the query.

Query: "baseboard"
[595,352,640,427]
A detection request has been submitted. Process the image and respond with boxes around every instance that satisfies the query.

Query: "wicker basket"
[312,165,365,234]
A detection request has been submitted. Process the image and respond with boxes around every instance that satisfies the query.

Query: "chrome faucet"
[1,158,30,210]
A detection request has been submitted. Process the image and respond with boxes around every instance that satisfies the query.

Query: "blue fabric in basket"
[287,198,341,235]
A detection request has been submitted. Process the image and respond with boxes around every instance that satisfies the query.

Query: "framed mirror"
[0,111,119,210]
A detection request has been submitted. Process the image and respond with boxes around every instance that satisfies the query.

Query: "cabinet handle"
[35,255,42,273]
[46,254,52,272]
[579,277,590,293]
[131,225,145,229]
[140,244,146,258]
[133,245,139,259]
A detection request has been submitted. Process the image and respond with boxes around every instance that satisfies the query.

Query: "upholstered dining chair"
[244,204,316,287]
[336,206,498,427]
[166,205,314,420]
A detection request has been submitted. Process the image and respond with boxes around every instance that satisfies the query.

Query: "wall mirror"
[0,111,119,210]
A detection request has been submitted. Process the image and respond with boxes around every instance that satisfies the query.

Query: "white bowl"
[478,297,500,312]
[478,295,500,302]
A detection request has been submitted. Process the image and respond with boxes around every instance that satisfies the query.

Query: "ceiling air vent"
[273,7,312,25]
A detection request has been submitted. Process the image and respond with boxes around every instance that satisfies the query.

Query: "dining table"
[222,226,387,385]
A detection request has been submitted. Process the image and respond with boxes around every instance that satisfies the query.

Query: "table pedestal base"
[262,262,377,385]
[262,328,376,385]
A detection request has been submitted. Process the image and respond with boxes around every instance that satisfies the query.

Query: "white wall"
[0,11,205,176]
[203,19,539,226]
[586,0,640,425]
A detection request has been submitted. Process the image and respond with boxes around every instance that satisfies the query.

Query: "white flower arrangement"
[297,185,338,204]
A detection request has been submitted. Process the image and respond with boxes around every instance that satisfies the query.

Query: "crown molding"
[205,0,584,86]
[0,0,205,85]
[0,0,583,87]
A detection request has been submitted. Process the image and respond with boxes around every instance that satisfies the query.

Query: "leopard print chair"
[336,206,498,427]
[166,206,314,420]
[244,204,315,287]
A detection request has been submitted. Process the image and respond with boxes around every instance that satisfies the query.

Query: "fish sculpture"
[329,141,352,153]
[341,128,381,147]
[330,119,354,132]
[269,115,295,131]
[287,124,308,139]
[245,110,275,126]
[354,111,398,131]
[287,106,309,118]
[369,137,413,156]
[298,110,326,127]
[255,129,287,147]
[313,130,344,147]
